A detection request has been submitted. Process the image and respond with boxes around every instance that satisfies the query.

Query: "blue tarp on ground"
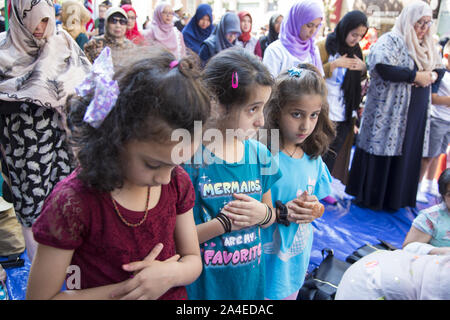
[1,250,31,300]
[0,193,440,300]
[308,195,439,273]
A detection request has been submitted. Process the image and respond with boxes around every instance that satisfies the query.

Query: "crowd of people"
[0,0,448,300]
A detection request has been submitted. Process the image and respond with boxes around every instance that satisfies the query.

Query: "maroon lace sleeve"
[173,166,196,215]
[32,178,89,250]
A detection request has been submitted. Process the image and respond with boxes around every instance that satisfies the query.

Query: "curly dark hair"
[67,46,211,192]
[202,47,274,128]
[264,63,336,159]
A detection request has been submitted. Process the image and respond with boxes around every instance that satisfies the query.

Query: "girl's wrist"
[167,255,201,288]
[330,60,337,71]
[275,201,290,226]
[216,212,232,233]
[158,260,178,289]
[431,71,438,82]
[258,203,273,226]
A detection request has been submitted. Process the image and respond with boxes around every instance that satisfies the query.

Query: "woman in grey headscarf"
[0,0,91,261]
[198,12,241,64]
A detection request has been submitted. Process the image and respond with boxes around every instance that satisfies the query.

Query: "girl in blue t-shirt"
[262,63,336,299]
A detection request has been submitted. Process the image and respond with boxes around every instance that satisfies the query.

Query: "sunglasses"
[109,17,128,25]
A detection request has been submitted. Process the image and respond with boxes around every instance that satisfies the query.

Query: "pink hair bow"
[75,47,119,128]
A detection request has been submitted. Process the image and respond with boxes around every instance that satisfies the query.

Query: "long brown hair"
[264,63,335,159]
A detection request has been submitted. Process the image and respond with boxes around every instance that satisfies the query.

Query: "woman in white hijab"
[346,1,445,212]
[0,0,91,262]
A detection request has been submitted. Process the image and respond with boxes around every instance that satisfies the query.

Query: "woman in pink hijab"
[143,3,186,59]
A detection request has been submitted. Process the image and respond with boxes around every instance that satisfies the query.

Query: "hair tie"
[75,47,119,129]
[287,67,303,78]
[170,60,179,69]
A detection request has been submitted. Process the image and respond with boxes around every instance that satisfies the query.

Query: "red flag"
[84,0,94,32]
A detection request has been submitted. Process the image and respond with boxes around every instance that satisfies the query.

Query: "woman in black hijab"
[317,10,368,185]
[259,13,283,58]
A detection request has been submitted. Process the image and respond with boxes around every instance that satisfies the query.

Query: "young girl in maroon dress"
[26,47,210,300]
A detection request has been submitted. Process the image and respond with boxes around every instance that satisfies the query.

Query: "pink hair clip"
[232,71,239,89]
[170,60,179,69]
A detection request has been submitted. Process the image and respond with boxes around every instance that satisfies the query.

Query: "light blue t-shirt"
[262,151,332,300]
[412,202,450,248]
[183,139,282,300]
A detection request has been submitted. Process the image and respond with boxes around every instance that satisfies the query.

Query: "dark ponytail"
[203,47,273,113]
[66,46,211,192]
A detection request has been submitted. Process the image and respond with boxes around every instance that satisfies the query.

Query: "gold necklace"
[111,186,150,227]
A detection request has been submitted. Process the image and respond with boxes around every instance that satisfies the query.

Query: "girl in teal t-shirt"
[183,48,279,300]
[262,63,336,299]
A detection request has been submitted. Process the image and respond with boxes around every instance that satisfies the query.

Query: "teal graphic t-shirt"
[183,139,282,300]
[262,151,331,299]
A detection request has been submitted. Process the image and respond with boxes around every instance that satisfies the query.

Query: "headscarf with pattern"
[0,0,91,115]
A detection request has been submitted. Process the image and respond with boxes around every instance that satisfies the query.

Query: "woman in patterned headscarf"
[346,1,445,211]
[0,0,91,261]
[84,6,135,65]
